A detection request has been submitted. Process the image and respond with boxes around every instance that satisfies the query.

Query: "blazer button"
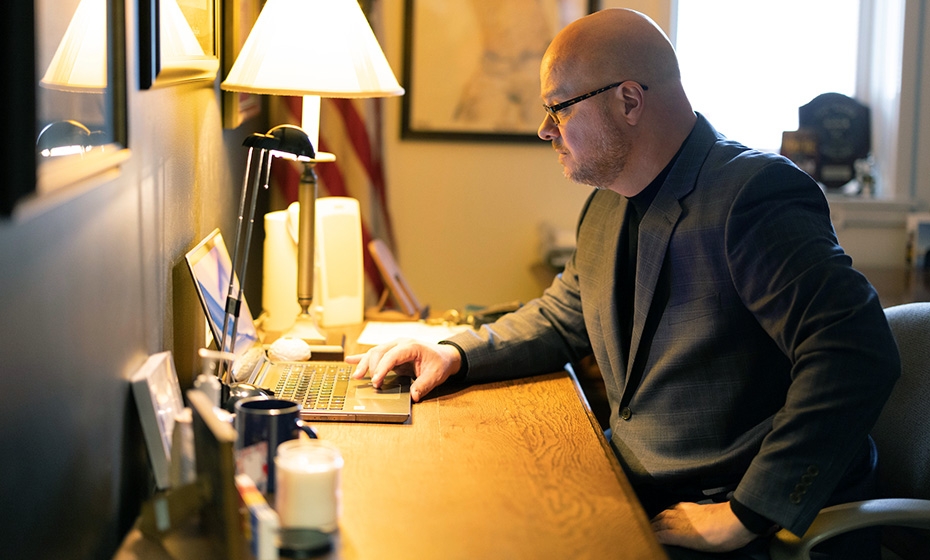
[789,492,802,504]
[620,407,632,421]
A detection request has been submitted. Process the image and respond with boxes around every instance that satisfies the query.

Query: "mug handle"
[296,419,318,439]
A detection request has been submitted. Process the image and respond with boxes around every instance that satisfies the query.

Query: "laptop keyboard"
[274,362,353,411]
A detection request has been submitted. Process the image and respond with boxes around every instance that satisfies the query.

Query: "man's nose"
[538,113,559,140]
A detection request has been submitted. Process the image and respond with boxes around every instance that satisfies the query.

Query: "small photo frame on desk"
[906,213,930,269]
[131,351,184,490]
[366,239,429,320]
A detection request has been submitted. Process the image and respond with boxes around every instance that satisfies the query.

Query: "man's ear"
[617,83,646,124]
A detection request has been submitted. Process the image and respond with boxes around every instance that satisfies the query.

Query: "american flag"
[268,0,395,307]
[269,94,393,307]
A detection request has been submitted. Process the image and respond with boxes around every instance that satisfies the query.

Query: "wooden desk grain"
[117,325,666,559]
[312,371,665,560]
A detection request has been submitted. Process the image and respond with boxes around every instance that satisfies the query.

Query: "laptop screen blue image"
[185,228,259,357]
[185,228,412,423]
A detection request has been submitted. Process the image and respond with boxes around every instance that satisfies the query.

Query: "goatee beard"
[558,111,628,189]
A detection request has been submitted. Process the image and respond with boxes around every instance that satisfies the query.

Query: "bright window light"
[675,0,860,152]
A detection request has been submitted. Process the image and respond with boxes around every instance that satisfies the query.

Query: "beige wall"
[377,0,930,306]
[377,0,671,311]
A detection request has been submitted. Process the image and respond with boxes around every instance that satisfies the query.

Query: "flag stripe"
[265,0,397,309]
[267,94,390,299]
[332,98,395,244]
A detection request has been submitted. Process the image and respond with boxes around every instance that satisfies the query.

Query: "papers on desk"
[357,321,472,346]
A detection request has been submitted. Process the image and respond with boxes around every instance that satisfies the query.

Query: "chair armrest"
[769,498,930,560]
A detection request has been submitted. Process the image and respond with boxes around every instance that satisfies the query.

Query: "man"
[348,8,900,558]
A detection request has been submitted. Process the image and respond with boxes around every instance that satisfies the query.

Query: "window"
[674,0,906,196]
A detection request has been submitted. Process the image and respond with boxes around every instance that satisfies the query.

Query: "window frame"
[669,0,910,201]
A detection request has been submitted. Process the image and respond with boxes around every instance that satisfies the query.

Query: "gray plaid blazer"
[448,114,900,536]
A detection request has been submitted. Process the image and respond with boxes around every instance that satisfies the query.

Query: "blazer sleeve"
[725,160,901,536]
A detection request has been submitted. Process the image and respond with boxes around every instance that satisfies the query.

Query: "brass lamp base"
[284,312,326,344]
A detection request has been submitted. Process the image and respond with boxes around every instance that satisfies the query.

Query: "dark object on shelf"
[798,93,870,190]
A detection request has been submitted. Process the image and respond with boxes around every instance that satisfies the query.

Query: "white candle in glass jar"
[274,440,343,532]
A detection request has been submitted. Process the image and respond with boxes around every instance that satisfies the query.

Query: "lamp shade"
[40,0,107,92]
[42,0,206,92]
[160,0,207,60]
[220,0,404,98]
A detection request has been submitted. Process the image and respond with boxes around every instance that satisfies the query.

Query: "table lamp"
[221,0,403,343]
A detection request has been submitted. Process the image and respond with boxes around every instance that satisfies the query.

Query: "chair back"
[873,302,930,501]
[770,302,930,560]
[875,302,930,558]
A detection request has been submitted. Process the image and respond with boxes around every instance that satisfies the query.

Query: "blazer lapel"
[597,192,631,396]
[624,194,681,383]
[621,114,718,387]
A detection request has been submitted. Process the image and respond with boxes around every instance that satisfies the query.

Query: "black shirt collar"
[629,154,675,216]
[627,134,690,216]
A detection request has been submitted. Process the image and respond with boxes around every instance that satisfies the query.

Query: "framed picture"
[906,213,930,269]
[401,0,598,142]
[222,0,263,129]
[140,0,221,89]
[131,352,184,490]
[3,0,130,217]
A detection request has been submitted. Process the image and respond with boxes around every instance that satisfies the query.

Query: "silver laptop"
[185,228,411,423]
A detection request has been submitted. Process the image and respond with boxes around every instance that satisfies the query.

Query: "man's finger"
[347,353,369,379]
[355,342,397,384]
[651,509,681,534]
[409,374,436,402]
[372,343,421,387]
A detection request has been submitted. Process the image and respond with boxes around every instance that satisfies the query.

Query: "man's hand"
[651,502,756,553]
[345,338,462,402]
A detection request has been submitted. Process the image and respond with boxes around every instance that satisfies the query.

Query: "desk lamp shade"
[220,0,404,99]
[36,120,93,157]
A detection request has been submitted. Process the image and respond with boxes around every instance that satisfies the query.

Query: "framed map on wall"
[401,0,598,142]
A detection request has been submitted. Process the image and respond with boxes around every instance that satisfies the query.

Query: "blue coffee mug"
[234,397,317,495]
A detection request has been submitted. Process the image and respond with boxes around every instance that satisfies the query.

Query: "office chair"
[770,302,930,560]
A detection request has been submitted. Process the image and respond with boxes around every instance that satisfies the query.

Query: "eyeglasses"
[543,80,648,125]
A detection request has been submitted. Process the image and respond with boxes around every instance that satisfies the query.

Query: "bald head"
[539,9,696,195]
[543,9,682,99]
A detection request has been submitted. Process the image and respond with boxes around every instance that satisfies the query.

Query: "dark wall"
[0,77,269,560]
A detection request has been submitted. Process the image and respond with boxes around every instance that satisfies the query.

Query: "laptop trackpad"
[355,383,403,400]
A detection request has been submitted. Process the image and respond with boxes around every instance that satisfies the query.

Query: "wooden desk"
[117,334,666,559]
[311,371,665,560]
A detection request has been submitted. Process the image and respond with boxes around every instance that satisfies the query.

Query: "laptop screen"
[185,228,259,358]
